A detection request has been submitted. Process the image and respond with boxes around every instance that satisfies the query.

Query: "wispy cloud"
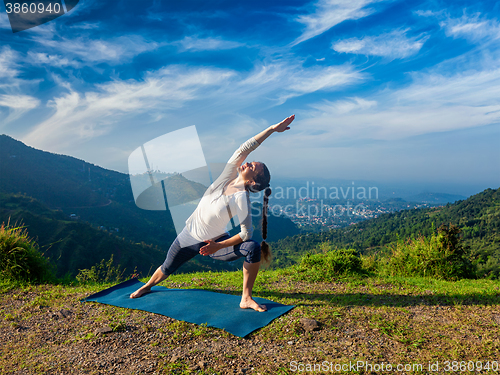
[280,64,366,102]
[235,61,366,105]
[32,35,160,64]
[0,94,40,109]
[21,55,366,151]
[0,46,42,91]
[332,29,429,59]
[177,36,244,52]
[292,0,379,46]
[0,95,40,125]
[310,97,377,114]
[23,66,235,149]
[69,22,101,30]
[440,13,500,42]
[0,47,20,81]
[27,52,80,68]
[0,94,40,124]
[299,66,500,143]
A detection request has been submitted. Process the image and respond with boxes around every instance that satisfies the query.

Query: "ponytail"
[261,187,272,264]
[245,161,272,263]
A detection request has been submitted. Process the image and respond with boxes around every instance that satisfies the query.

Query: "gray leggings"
[160,234,261,276]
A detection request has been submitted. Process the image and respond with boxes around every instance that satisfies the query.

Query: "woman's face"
[239,161,264,185]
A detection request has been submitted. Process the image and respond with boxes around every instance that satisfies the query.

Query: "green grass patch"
[289,247,366,282]
[0,220,54,283]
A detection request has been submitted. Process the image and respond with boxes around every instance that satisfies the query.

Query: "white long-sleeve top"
[179,137,260,247]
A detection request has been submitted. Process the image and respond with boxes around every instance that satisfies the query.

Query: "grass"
[0,221,54,283]
[373,224,476,281]
[1,269,499,374]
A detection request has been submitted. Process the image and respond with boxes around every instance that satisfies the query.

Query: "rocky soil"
[1,280,500,374]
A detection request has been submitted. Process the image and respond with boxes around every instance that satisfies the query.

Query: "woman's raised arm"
[253,114,295,145]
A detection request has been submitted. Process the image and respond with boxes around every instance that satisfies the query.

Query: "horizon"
[0,0,499,194]
[1,132,495,199]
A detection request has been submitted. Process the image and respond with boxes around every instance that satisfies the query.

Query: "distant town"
[265,197,442,232]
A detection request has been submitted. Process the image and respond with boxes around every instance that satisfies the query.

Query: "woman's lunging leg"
[130,235,200,299]
[130,266,168,298]
[240,261,267,312]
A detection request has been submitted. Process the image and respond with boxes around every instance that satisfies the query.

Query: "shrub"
[293,246,365,282]
[0,221,54,283]
[76,254,127,284]
[360,252,382,274]
[380,224,475,280]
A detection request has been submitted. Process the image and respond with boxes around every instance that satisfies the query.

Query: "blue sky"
[1,0,499,195]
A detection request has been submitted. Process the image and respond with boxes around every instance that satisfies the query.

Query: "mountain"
[408,192,467,204]
[0,192,164,277]
[270,187,500,276]
[0,135,128,208]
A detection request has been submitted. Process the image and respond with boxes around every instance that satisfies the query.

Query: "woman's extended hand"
[272,114,295,133]
[199,240,222,256]
[253,114,295,145]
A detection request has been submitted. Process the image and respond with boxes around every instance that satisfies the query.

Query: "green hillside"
[271,187,500,276]
[0,192,162,277]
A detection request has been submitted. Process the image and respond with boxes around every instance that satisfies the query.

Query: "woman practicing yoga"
[130,114,295,312]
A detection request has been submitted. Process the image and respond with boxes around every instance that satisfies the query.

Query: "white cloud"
[236,61,366,105]
[283,64,365,102]
[20,55,367,155]
[69,22,101,30]
[0,47,19,80]
[22,66,235,149]
[414,10,441,18]
[299,66,500,144]
[178,36,243,52]
[440,13,500,42]
[292,0,379,46]
[0,94,40,123]
[27,52,80,68]
[0,46,43,126]
[32,35,160,64]
[0,46,42,91]
[332,29,429,59]
[0,94,39,109]
[310,97,377,114]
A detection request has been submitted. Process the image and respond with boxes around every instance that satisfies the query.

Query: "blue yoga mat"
[82,278,294,337]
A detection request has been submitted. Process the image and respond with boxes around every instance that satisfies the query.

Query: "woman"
[130,114,295,312]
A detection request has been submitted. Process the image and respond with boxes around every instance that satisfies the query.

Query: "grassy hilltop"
[1,272,499,374]
[1,217,500,374]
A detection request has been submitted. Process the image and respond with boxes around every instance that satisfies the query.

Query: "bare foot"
[130,286,151,298]
[240,297,267,312]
